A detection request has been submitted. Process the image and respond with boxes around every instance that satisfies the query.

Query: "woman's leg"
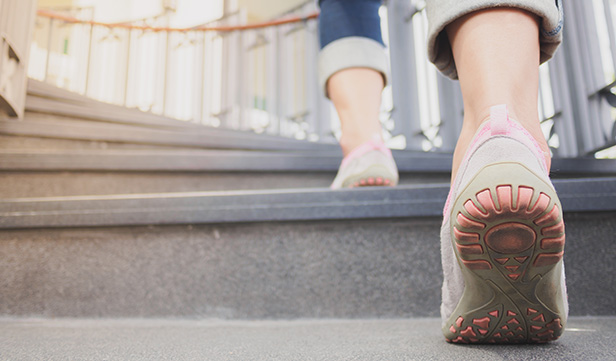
[427,1,567,344]
[318,0,386,156]
[319,0,398,189]
[446,8,548,181]
[328,68,384,156]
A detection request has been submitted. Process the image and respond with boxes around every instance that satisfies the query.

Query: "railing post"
[602,0,616,74]
[123,29,132,106]
[43,18,54,82]
[237,28,247,130]
[304,17,319,141]
[385,0,423,150]
[195,31,206,124]
[161,30,170,116]
[560,0,608,155]
[436,73,463,153]
[313,31,334,143]
[265,26,279,136]
[271,25,284,136]
[547,52,578,157]
[84,23,94,95]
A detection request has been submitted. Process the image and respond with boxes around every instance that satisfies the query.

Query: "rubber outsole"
[443,162,566,344]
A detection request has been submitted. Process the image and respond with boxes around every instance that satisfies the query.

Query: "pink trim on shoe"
[443,105,550,218]
[490,104,509,136]
[339,138,393,169]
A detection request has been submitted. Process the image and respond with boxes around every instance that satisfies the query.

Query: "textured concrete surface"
[0,184,451,228]
[562,212,616,316]
[1,171,448,197]
[0,218,443,318]
[0,213,614,318]
[0,317,613,361]
[3,178,615,230]
[0,134,182,151]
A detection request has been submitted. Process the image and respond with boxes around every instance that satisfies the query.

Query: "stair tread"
[0,171,450,198]
[0,115,342,152]
[0,148,452,172]
[1,178,615,229]
[2,148,616,175]
[1,317,613,360]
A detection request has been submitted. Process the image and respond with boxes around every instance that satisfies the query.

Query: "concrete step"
[2,178,614,229]
[0,134,187,151]
[1,144,614,197]
[1,317,614,360]
[1,210,614,319]
[0,112,341,152]
[3,147,616,174]
[0,147,453,172]
[0,171,451,198]
[0,146,453,196]
[25,79,206,130]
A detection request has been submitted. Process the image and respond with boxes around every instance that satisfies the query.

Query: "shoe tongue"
[490,104,509,136]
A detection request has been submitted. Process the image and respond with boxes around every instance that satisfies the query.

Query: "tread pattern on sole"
[445,307,564,344]
[445,184,565,344]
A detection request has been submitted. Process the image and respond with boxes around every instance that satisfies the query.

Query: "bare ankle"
[340,133,382,156]
[451,106,551,182]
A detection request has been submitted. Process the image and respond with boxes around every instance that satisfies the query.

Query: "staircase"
[1,80,616,360]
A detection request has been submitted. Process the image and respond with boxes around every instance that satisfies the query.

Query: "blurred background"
[2,0,616,157]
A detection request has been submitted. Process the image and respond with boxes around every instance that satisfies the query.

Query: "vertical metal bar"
[586,0,616,145]
[123,29,132,106]
[271,24,283,136]
[246,31,255,131]
[162,30,170,115]
[579,2,606,92]
[436,73,463,153]
[237,29,246,130]
[304,20,318,140]
[548,52,578,157]
[220,30,231,129]
[281,26,291,137]
[560,0,603,154]
[386,0,422,150]
[197,31,207,124]
[43,18,54,82]
[221,1,239,129]
[578,1,612,151]
[602,0,616,74]
[265,27,276,135]
[84,23,94,95]
[219,30,230,128]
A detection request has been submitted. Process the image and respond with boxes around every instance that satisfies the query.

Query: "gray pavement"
[0,317,613,360]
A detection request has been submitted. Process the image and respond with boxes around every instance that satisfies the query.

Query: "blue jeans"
[318,0,383,50]
[317,0,563,92]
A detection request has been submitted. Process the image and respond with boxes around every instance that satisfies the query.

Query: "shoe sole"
[341,164,398,188]
[443,162,566,344]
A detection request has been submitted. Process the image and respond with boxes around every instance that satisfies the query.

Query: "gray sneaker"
[441,105,567,344]
[330,139,399,189]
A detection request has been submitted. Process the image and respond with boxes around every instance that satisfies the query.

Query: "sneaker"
[441,105,567,344]
[330,138,399,189]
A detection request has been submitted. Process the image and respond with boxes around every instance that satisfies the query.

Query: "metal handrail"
[28,0,616,156]
[29,2,331,143]
[36,9,320,33]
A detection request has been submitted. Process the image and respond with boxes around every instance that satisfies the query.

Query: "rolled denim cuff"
[426,0,564,80]
[318,36,389,97]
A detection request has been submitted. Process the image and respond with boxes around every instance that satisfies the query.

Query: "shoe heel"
[443,162,566,344]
